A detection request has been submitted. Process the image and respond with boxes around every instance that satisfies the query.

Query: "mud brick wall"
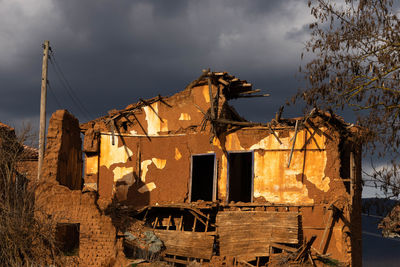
[42,109,82,190]
[37,109,123,266]
[38,185,118,266]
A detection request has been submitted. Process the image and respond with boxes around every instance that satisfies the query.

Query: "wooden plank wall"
[154,230,215,259]
[216,211,299,257]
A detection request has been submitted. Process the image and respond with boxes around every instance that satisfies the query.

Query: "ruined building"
[37,71,362,266]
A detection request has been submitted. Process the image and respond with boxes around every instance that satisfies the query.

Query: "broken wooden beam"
[268,124,282,145]
[214,119,263,127]
[318,206,336,252]
[276,106,284,122]
[130,112,151,141]
[287,120,299,168]
[238,89,261,95]
[140,98,164,122]
[218,78,229,86]
[208,77,215,120]
[306,118,333,140]
[270,242,298,253]
[294,235,317,262]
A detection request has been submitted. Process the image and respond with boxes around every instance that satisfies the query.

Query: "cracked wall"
[81,83,362,266]
[38,110,123,267]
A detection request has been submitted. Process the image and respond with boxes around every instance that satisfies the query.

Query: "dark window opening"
[228,152,253,202]
[191,154,215,202]
[339,139,352,194]
[55,223,80,256]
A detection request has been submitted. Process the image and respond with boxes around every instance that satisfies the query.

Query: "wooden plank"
[238,89,261,95]
[218,78,229,85]
[217,211,299,257]
[217,211,298,225]
[270,242,297,253]
[163,256,193,265]
[318,209,334,252]
[154,230,215,259]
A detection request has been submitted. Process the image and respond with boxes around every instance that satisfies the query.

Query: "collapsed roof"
[80,70,359,139]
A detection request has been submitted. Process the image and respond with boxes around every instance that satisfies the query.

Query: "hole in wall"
[55,223,80,256]
[191,154,215,202]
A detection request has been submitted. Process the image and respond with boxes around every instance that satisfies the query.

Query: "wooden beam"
[295,235,316,262]
[192,217,197,232]
[270,242,297,253]
[318,209,334,252]
[153,216,159,229]
[130,112,151,141]
[306,119,332,140]
[208,77,215,120]
[166,215,172,230]
[268,124,282,145]
[239,89,261,95]
[218,78,229,86]
[287,120,299,168]
[214,119,264,127]
[140,98,164,123]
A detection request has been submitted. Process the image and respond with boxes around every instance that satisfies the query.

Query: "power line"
[48,53,92,121]
[47,81,63,110]
[48,49,94,121]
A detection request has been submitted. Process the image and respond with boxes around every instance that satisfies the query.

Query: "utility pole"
[38,40,50,180]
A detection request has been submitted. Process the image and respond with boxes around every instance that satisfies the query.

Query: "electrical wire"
[49,53,92,121]
[48,49,93,121]
[47,81,63,110]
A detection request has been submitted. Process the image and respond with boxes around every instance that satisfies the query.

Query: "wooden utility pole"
[38,40,50,180]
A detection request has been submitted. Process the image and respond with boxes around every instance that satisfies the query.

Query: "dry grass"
[0,125,65,266]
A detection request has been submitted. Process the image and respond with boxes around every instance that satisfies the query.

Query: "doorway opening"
[228,151,253,202]
[190,154,216,202]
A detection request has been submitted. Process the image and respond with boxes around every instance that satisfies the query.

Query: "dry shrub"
[0,124,64,266]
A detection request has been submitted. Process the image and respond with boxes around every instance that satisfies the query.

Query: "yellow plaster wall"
[143,103,168,135]
[85,155,98,175]
[99,135,133,169]
[215,128,329,204]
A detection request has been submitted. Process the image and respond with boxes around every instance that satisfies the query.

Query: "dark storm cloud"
[0,0,313,129]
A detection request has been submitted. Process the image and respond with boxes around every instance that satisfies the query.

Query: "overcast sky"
[0,0,314,127]
[1,0,384,197]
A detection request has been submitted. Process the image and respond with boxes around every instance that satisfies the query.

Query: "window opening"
[228,152,253,202]
[190,154,215,202]
[55,223,80,256]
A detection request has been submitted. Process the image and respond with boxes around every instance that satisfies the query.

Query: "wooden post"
[350,151,355,204]
[38,40,50,180]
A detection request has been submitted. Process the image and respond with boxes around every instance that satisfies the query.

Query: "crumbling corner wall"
[38,109,128,266]
[42,110,82,190]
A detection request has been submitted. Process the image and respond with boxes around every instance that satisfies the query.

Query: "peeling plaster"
[202,87,210,103]
[175,148,182,160]
[215,130,329,203]
[113,166,134,183]
[138,182,156,193]
[86,155,98,174]
[100,135,133,169]
[152,158,166,169]
[143,103,168,135]
[84,182,97,191]
[140,160,152,182]
[179,113,191,121]
[113,166,135,201]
